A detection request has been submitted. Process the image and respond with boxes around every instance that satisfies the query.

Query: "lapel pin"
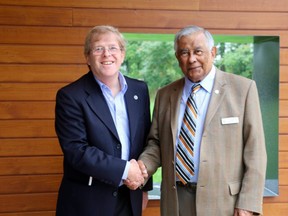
[214,90,220,94]
[134,95,138,100]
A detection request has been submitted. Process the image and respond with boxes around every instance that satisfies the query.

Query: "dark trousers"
[176,182,197,216]
[114,185,133,216]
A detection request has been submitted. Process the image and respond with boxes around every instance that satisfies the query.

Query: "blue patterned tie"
[176,84,201,184]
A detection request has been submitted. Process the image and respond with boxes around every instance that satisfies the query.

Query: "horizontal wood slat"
[0,212,55,216]
[0,45,83,64]
[279,118,288,135]
[200,0,288,12]
[0,193,57,213]
[0,120,56,138]
[279,100,288,117]
[0,83,64,101]
[142,200,161,216]
[1,26,287,47]
[280,84,288,100]
[0,26,88,45]
[279,168,288,185]
[0,138,61,156]
[0,174,61,194]
[0,156,62,175]
[279,152,288,169]
[0,102,55,119]
[0,64,87,82]
[0,6,72,26]
[281,32,288,47]
[280,48,288,65]
[73,9,288,30]
[0,0,73,7]
[279,135,288,151]
[263,203,288,216]
[280,65,288,82]
[0,0,200,10]
[264,186,288,203]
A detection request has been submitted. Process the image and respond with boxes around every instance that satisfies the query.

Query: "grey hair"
[174,25,214,51]
[84,25,126,56]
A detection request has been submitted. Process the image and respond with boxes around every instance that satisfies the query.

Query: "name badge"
[221,117,239,125]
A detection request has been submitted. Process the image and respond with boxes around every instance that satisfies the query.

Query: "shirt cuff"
[122,161,130,181]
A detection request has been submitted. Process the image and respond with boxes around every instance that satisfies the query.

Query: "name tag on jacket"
[221,117,239,125]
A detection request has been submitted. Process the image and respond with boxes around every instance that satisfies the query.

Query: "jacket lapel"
[84,72,120,141]
[204,69,227,128]
[170,78,185,149]
[124,81,139,148]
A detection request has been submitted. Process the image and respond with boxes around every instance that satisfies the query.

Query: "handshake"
[124,159,148,190]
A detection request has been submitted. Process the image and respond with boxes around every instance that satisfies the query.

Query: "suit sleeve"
[235,81,267,214]
[139,82,153,191]
[139,90,162,177]
[55,88,126,187]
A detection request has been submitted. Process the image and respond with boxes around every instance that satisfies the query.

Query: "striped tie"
[176,83,201,185]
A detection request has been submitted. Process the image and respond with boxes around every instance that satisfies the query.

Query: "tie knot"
[192,84,201,94]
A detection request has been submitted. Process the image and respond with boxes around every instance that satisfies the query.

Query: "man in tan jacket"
[138,25,267,216]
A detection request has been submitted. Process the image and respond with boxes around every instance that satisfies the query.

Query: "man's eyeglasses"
[91,46,121,55]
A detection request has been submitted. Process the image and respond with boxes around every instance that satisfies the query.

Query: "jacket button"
[116,144,121,149]
[113,191,118,197]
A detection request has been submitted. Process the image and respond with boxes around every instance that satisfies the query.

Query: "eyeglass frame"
[90,46,123,56]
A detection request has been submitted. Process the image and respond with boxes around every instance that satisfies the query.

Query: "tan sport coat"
[139,69,267,216]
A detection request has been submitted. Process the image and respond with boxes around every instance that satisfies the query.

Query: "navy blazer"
[55,71,152,216]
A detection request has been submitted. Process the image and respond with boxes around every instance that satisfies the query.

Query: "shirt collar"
[184,65,216,96]
[94,72,128,94]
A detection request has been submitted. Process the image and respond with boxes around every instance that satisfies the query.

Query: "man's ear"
[211,46,217,58]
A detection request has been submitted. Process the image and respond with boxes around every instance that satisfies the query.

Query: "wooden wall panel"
[0,45,83,64]
[0,0,287,215]
[0,120,55,138]
[0,0,200,10]
[0,64,87,82]
[279,152,288,169]
[280,65,288,82]
[73,9,288,30]
[279,135,288,151]
[0,156,62,175]
[0,102,55,119]
[0,0,74,7]
[0,26,88,45]
[263,203,288,216]
[0,6,72,26]
[280,100,288,117]
[0,193,57,213]
[280,48,288,65]
[264,186,288,203]
[0,138,61,156]
[0,83,64,101]
[279,169,288,185]
[200,0,288,12]
[0,212,55,216]
[279,118,288,134]
[0,175,61,194]
[279,83,288,100]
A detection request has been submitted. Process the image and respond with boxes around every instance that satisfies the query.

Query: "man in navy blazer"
[55,25,152,216]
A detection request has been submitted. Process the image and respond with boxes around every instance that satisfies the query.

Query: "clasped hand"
[124,159,148,190]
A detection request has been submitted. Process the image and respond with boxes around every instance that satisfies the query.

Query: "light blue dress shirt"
[95,72,130,183]
[176,66,216,182]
